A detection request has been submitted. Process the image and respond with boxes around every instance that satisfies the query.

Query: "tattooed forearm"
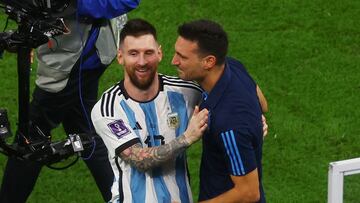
[119,135,189,172]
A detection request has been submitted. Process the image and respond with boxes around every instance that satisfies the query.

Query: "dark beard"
[129,71,156,90]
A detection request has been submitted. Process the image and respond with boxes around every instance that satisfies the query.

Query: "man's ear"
[117,48,124,65]
[203,55,216,70]
[158,44,163,62]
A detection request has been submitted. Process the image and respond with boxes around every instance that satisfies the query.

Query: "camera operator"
[0,0,140,202]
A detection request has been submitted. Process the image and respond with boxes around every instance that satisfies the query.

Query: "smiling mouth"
[135,68,151,78]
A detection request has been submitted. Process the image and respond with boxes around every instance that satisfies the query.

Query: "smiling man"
[91,18,209,203]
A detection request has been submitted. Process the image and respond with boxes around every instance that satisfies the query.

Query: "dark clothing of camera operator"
[0,0,140,202]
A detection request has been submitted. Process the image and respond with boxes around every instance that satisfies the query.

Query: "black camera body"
[0,108,94,166]
[1,0,71,18]
[0,0,70,52]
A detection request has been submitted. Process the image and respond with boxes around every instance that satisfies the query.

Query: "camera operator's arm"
[77,0,140,19]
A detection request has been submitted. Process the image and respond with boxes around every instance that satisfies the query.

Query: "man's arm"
[119,135,189,172]
[199,169,260,203]
[256,85,268,113]
[119,106,208,172]
[257,85,268,137]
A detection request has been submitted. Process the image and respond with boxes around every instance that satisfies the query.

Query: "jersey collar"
[201,59,231,109]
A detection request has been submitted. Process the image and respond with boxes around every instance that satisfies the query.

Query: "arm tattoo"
[119,135,189,172]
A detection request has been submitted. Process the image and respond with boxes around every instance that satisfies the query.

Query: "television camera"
[0,0,95,168]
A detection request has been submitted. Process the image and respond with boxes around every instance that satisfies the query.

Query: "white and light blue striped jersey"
[91,74,203,203]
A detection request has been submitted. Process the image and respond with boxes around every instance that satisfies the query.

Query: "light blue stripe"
[130,168,146,203]
[221,132,237,175]
[140,102,171,203]
[225,131,241,175]
[168,91,190,203]
[140,102,158,146]
[230,130,245,175]
[119,101,145,203]
[120,101,141,138]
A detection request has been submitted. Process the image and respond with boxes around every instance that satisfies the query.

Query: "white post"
[328,157,360,203]
[328,162,344,203]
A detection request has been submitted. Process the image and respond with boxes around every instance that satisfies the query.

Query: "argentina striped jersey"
[91,74,202,203]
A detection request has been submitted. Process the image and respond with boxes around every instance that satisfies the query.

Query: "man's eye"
[145,51,154,55]
[177,53,186,59]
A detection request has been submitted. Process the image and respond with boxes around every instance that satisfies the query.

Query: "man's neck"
[200,64,225,93]
[124,74,160,102]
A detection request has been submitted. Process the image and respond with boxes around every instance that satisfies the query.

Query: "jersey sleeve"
[218,128,259,176]
[91,102,140,158]
[185,88,203,115]
[77,0,140,19]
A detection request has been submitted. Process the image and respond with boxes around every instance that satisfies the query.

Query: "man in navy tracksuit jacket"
[172,19,266,203]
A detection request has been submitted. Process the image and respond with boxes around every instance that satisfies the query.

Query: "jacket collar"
[201,60,231,109]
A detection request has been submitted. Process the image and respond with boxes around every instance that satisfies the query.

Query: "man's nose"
[137,55,147,66]
[171,55,178,65]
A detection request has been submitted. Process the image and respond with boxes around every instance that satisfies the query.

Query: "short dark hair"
[120,18,157,45]
[177,19,228,65]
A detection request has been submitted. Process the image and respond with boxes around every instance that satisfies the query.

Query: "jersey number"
[144,135,165,147]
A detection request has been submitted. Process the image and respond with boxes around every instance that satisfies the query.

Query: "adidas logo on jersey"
[133,122,142,130]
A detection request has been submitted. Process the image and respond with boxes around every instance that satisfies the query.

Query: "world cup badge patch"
[167,112,180,129]
[107,119,130,139]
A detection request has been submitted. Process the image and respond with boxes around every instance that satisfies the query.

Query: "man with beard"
[91,18,209,203]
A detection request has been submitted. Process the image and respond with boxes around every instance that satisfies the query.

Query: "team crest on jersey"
[107,120,130,139]
[167,112,180,129]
